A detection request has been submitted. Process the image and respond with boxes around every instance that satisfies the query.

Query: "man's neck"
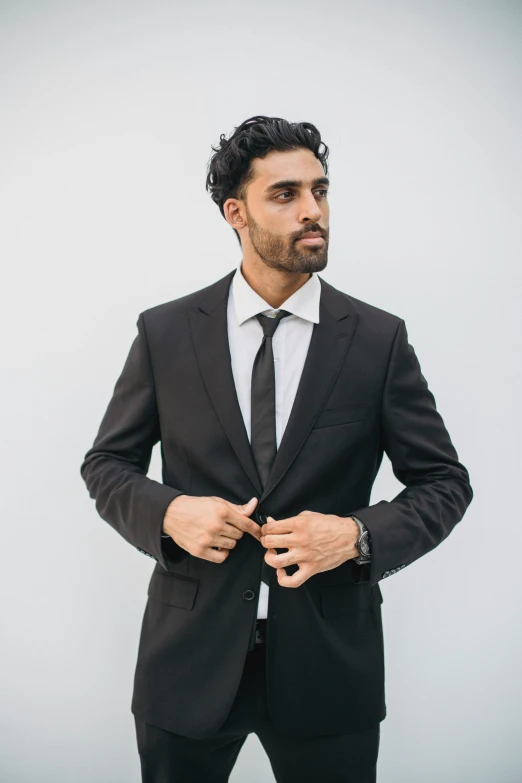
[239,260,312,310]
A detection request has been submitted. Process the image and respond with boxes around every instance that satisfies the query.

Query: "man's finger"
[221,498,261,540]
[277,563,313,588]
[265,547,301,567]
[261,515,299,535]
[261,533,294,548]
[233,496,258,513]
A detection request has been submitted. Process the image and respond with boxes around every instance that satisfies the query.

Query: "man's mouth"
[298,236,325,246]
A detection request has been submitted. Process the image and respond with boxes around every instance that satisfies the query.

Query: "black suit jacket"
[80,267,473,739]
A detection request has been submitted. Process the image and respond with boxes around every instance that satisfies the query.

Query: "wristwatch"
[351,515,372,564]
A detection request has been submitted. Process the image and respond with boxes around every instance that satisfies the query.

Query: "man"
[80,115,473,782]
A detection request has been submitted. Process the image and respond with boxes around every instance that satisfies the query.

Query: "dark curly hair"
[205,115,329,247]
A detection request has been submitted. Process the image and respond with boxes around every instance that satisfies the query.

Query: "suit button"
[243,590,256,601]
[257,512,267,524]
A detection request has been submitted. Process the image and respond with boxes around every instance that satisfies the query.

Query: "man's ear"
[223,197,246,231]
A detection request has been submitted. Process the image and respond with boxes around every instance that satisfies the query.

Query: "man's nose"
[300,201,323,223]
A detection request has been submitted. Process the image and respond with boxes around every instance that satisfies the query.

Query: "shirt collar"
[231,260,321,326]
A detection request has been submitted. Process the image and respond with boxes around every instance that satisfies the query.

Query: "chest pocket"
[312,403,370,429]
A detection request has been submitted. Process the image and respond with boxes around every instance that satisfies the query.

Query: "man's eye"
[276,189,329,200]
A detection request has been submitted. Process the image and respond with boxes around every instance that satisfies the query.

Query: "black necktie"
[251,309,291,586]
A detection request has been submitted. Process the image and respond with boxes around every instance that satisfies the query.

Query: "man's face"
[233,148,330,274]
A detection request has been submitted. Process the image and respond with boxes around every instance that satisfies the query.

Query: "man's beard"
[245,206,328,274]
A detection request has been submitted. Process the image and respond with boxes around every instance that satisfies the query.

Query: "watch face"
[359,531,371,556]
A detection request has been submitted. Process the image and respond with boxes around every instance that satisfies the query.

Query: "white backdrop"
[1,1,521,781]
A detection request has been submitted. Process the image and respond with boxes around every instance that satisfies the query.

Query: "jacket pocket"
[312,403,370,429]
[319,583,374,619]
[147,571,199,610]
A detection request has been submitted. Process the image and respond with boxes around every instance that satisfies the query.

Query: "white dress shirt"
[227,260,321,618]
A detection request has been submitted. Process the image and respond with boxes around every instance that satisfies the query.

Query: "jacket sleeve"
[80,312,187,571]
[349,318,473,587]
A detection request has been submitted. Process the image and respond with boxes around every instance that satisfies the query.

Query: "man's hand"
[162,495,261,563]
[260,511,359,587]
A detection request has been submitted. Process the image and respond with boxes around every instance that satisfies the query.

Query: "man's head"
[206,116,330,275]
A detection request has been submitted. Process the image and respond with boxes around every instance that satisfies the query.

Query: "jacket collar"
[231,260,321,326]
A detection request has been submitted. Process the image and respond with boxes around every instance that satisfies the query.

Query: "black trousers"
[134,637,381,783]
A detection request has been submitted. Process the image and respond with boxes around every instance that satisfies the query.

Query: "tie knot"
[256,309,291,338]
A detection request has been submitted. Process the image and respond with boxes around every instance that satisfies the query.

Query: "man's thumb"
[241,496,258,512]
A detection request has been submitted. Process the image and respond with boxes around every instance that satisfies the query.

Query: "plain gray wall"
[1,1,521,781]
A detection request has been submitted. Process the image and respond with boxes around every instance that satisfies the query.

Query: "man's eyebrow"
[263,176,330,194]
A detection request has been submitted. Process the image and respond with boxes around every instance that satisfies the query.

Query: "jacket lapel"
[189,269,262,495]
[188,268,359,503]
